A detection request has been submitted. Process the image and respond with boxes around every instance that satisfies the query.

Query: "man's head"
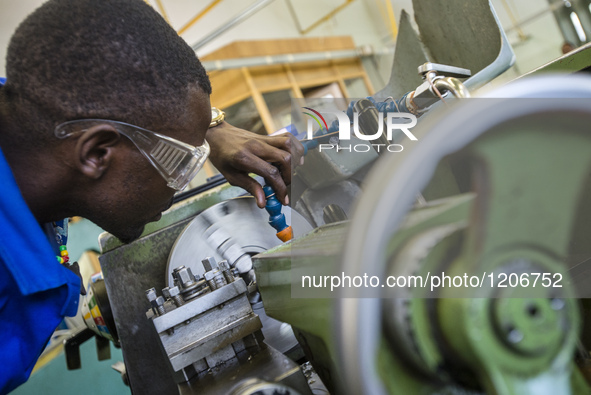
[0,0,213,242]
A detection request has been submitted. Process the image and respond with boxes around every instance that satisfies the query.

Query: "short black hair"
[1,0,212,150]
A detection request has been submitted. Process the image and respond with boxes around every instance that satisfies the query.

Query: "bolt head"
[219,260,230,271]
[202,256,218,272]
[145,288,157,302]
[162,287,172,299]
[172,266,195,287]
[150,296,165,309]
[168,286,181,297]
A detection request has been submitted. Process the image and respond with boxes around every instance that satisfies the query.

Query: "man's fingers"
[227,173,266,208]
[256,161,288,204]
[230,152,289,205]
[240,141,293,187]
[264,134,305,167]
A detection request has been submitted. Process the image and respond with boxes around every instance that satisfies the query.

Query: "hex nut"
[145,288,157,302]
[173,266,196,288]
[218,260,230,271]
[201,256,217,272]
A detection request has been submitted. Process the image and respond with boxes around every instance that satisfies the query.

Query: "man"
[0,0,303,392]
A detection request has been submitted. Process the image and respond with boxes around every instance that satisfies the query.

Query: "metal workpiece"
[202,227,256,273]
[233,255,253,274]
[216,239,252,272]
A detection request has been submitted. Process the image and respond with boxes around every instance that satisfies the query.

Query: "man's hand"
[206,122,305,208]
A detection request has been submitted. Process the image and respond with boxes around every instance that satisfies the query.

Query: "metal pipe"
[200,46,393,71]
[178,0,224,36]
[506,1,565,33]
[191,0,276,51]
[434,77,471,98]
[499,0,527,41]
[286,0,356,35]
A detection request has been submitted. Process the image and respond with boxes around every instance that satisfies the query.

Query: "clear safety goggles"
[55,119,210,191]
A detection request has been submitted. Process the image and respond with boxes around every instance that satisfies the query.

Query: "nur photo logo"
[302,106,418,153]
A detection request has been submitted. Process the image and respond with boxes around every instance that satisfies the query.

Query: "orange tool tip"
[276,226,293,242]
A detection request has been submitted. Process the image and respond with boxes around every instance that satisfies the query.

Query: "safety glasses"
[55,119,210,191]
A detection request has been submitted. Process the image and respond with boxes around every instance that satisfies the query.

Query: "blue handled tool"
[264,139,318,242]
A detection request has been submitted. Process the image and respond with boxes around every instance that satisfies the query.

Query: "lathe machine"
[69,1,591,394]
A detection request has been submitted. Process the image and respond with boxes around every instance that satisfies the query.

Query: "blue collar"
[0,147,79,314]
[0,77,5,86]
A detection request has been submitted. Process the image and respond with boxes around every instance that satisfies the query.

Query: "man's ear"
[74,124,123,179]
